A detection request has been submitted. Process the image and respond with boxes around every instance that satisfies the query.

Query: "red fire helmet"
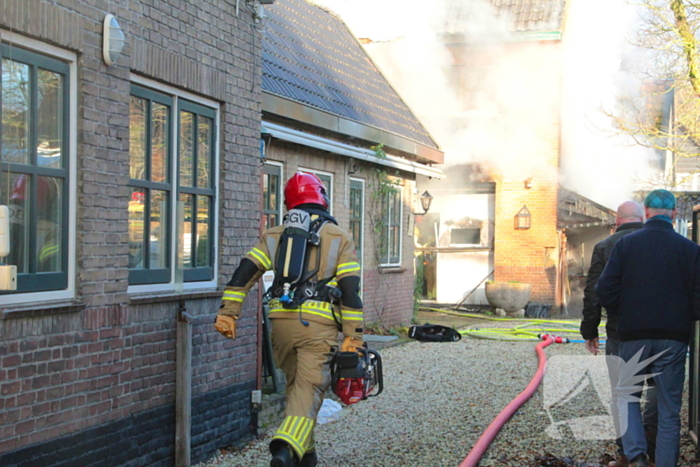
[284,172,329,210]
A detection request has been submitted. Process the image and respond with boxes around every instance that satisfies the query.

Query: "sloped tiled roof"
[443,0,566,34]
[261,0,439,149]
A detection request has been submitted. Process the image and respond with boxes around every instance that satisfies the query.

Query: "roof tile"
[262,0,438,148]
[443,0,566,34]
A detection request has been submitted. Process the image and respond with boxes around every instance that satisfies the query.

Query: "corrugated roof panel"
[261,0,438,148]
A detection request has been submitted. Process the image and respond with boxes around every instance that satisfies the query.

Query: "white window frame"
[380,185,403,267]
[0,31,77,306]
[128,75,220,295]
[349,177,365,266]
[263,160,284,228]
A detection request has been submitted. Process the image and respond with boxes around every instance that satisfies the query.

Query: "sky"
[311,0,662,209]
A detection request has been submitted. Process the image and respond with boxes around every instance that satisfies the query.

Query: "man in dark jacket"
[580,201,657,467]
[581,201,644,352]
[597,189,700,467]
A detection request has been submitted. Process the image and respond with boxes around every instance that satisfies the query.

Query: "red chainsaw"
[330,348,383,405]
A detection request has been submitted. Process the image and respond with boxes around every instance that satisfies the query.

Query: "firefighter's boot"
[270,441,297,467]
[298,451,317,467]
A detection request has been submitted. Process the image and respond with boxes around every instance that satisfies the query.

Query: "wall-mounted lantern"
[416,190,434,215]
[103,14,125,66]
[524,178,533,189]
[515,205,531,230]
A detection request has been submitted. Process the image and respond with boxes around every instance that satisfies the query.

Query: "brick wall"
[493,119,561,304]
[0,0,261,465]
[447,39,564,307]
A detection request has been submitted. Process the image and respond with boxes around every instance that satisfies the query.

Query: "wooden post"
[176,300,193,467]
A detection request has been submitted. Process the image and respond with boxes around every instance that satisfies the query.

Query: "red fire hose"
[459,336,555,467]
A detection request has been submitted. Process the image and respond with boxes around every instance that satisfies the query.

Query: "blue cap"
[644,189,676,210]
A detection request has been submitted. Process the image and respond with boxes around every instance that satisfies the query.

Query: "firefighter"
[215,172,364,467]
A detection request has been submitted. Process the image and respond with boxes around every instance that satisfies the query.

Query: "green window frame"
[0,43,70,293]
[128,84,217,285]
[128,86,173,284]
[349,179,364,265]
[380,188,402,266]
[263,163,282,229]
[178,100,216,282]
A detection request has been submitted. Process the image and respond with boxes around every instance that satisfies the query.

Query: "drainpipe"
[257,163,265,393]
[176,299,193,467]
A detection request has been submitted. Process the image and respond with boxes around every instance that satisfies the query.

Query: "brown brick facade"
[0,0,261,465]
[493,114,561,304]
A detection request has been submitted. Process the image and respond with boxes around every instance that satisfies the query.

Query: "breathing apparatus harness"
[267,207,342,326]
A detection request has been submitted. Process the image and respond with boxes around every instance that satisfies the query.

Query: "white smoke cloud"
[560,0,658,207]
[313,0,660,208]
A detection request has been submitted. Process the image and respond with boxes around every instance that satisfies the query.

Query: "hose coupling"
[538,333,570,344]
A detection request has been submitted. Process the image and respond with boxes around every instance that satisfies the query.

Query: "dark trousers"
[617,339,687,467]
[606,337,658,456]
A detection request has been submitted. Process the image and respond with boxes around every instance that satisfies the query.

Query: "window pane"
[196,196,210,268]
[390,191,401,262]
[316,173,331,206]
[36,176,62,272]
[263,165,281,229]
[392,191,401,225]
[150,190,168,269]
[390,225,400,262]
[451,228,481,244]
[3,173,30,272]
[349,182,362,264]
[151,102,169,183]
[179,111,194,187]
[269,173,278,213]
[37,69,63,169]
[197,116,212,188]
[128,187,146,269]
[181,193,193,268]
[2,59,30,165]
[129,96,147,180]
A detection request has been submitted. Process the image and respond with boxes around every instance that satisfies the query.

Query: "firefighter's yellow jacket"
[220,213,363,340]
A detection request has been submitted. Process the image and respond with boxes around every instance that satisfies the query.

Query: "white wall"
[436,250,493,305]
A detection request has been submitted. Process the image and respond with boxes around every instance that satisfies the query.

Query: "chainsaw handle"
[366,348,383,398]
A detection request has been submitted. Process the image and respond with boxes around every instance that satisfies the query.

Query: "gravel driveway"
[196,322,700,467]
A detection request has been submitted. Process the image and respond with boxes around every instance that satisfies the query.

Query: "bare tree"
[608,0,700,169]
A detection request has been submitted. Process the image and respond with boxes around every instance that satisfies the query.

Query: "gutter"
[263,121,445,179]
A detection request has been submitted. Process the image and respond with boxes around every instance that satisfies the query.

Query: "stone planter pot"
[485,282,531,313]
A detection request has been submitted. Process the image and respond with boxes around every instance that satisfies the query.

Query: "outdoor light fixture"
[416,190,433,215]
[515,205,531,230]
[348,163,359,175]
[524,178,532,189]
[103,14,125,66]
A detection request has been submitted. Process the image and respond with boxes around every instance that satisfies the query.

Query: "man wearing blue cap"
[597,189,700,467]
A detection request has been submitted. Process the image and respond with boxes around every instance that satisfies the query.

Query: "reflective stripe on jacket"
[226,212,363,337]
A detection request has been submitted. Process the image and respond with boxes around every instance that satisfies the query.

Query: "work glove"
[340,336,365,353]
[214,314,237,340]
[219,286,243,317]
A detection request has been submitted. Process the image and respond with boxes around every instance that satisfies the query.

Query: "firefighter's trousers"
[270,318,338,459]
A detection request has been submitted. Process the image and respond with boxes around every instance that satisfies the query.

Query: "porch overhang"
[558,186,616,231]
[262,120,445,179]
